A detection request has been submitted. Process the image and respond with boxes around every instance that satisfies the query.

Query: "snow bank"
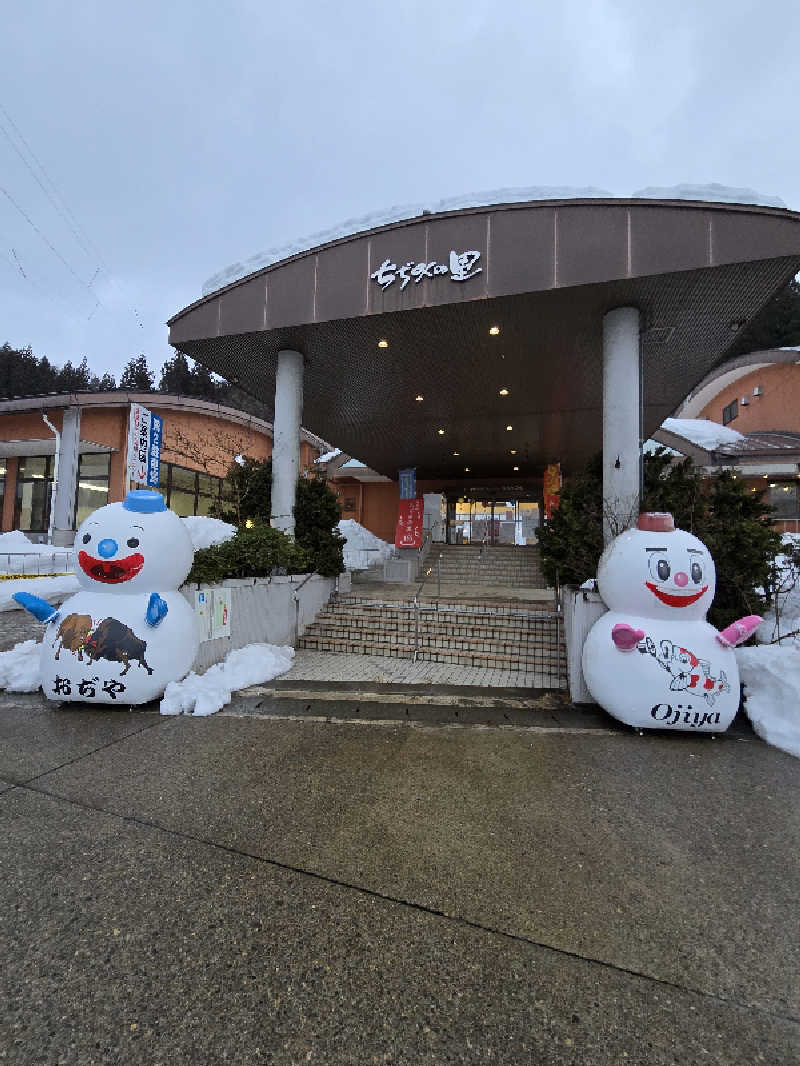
[737,644,800,758]
[660,417,745,450]
[0,531,74,574]
[181,516,237,551]
[0,574,80,612]
[632,184,786,210]
[316,448,342,464]
[160,642,294,717]
[0,640,42,693]
[338,519,394,570]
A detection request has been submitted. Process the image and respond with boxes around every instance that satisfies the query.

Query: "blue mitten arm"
[12,592,60,623]
[146,592,168,628]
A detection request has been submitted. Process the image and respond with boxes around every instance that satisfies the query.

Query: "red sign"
[543,463,562,520]
[395,498,424,548]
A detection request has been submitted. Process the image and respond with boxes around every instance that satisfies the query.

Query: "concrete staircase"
[419,544,548,588]
[297,596,566,685]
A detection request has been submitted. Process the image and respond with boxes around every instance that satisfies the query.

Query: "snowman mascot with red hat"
[582,512,761,732]
[14,490,200,705]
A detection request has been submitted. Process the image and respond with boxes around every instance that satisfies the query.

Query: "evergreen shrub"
[537,449,781,630]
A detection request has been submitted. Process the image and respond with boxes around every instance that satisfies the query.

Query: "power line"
[0,183,101,302]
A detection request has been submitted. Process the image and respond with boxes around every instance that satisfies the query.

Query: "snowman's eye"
[691,561,703,584]
[82,533,91,544]
[648,554,671,581]
[127,537,140,549]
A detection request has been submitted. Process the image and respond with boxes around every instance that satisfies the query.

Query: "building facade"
[0,391,324,542]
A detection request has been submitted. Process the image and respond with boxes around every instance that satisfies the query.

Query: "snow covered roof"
[202,184,789,296]
[660,417,746,450]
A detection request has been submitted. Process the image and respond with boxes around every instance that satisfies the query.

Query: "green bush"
[187,522,311,584]
[210,456,345,578]
[537,450,781,630]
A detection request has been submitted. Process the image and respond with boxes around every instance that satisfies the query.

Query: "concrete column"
[271,349,304,537]
[51,407,82,547]
[602,307,641,544]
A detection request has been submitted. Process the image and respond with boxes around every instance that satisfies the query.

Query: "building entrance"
[445,496,541,546]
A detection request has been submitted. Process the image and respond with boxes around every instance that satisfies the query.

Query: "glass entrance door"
[447,498,541,544]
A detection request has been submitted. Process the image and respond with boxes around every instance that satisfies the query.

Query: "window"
[0,460,5,519]
[722,399,738,425]
[768,482,799,519]
[14,456,54,533]
[158,462,225,516]
[75,453,111,526]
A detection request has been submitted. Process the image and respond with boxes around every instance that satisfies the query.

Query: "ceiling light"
[499,388,509,396]
[506,425,513,431]
[513,466,519,471]
[438,428,445,435]
[415,394,424,401]
[378,339,389,348]
[464,466,470,472]
[489,326,500,336]
[453,451,460,456]
[510,449,517,455]
[769,482,777,488]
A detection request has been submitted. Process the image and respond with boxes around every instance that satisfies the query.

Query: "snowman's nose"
[674,571,689,587]
[97,538,118,559]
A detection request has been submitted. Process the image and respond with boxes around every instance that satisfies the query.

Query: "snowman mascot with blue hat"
[14,490,200,705]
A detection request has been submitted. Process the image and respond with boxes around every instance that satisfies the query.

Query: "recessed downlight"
[415,394,424,401]
[464,466,470,472]
[437,428,445,435]
[510,449,517,455]
[378,339,389,348]
[499,388,509,396]
[489,326,500,336]
[506,425,513,431]
[453,451,460,456]
[513,466,519,471]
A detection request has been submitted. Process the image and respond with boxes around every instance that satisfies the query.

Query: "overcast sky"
[0,0,798,382]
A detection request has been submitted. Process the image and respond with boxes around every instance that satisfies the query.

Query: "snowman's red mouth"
[645,581,708,608]
[78,550,145,584]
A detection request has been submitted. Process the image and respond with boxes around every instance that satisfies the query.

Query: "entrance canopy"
[169,197,800,480]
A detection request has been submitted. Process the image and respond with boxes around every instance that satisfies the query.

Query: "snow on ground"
[160,643,294,717]
[758,534,800,642]
[660,417,745,450]
[0,640,41,692]
[737,644,800,758]
[0,531,74,574]
[0,574,80,612]
[181,516,237,550]
[338,519,394,570]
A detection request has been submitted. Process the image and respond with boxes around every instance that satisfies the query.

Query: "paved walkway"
[281,647,563,689]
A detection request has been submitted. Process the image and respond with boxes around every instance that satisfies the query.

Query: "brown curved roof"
[168,198,800,480]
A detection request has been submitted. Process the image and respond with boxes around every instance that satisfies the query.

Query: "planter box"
[182,573,336,670]
[562,585,608,704]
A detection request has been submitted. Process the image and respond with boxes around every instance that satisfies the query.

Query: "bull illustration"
[84,617,153,676]
[52,613,94,661]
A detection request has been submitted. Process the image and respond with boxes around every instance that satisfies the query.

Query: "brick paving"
[281,648,561,688]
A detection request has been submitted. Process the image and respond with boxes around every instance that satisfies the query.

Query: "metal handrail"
[412,553,441,661]
[292,571,316,644]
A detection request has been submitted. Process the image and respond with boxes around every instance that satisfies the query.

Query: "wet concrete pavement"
[1,679,798,1065]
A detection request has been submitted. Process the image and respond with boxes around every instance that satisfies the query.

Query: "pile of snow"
[316,448,342,464]
[0,531,74,574]
[181,516,236,551]
[632,184,787,210]
[160,643,294,717]
[0,640,41,692]
[737,644,800,758]
[338,520,394,570]
[660,418,745,450]
[758,534,800,642]
[0,574,80,613]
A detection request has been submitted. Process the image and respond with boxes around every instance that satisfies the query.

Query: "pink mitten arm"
[612,622,646,651]
[716,615,763,648]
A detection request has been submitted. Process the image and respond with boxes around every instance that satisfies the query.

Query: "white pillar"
[602,307,640,544]
[271,349,304,537]
[51,406,82,547]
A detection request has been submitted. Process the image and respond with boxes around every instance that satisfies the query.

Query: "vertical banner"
[543,463,562,520]
[398,467,416,500]
[395,498,424,548]
[128,404,151,485]
[147,413,163,488]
